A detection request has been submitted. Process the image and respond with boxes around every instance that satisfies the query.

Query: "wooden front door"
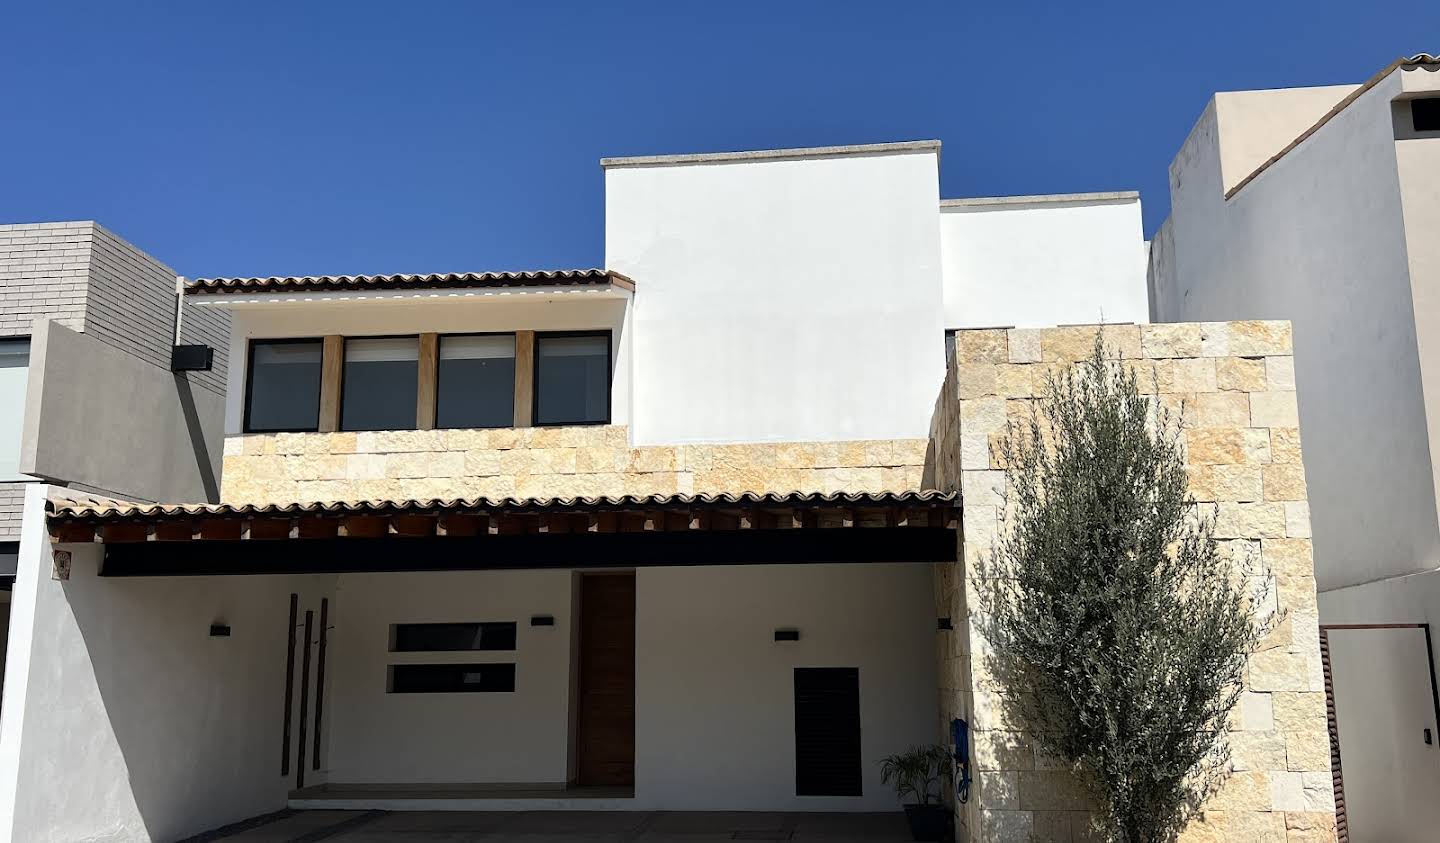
[576,573,636,786]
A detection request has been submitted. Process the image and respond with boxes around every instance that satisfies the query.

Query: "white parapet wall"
[939,192,1149,331]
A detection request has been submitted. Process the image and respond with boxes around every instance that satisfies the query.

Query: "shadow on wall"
[10,539,334,841]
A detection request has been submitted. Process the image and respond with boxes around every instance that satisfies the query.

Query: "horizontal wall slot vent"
[388,663,516,694]
[391,622,517,652]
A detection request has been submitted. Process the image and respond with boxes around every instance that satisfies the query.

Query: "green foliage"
[976,334,1273,843]
[879,744,953,806]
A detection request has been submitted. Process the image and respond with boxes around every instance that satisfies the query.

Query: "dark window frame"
[243,337,325,434]
[433,331,518,431]
[339,333,421,433]
[532,330,613,427]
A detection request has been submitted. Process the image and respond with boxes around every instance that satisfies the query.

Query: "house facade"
[1148,53,1440,840]
[0,142,1333,842]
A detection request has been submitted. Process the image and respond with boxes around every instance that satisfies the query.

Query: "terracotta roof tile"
[184,269,633,296]
[47,490,958,523]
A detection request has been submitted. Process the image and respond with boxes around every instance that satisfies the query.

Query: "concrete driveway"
[195,809,916,842]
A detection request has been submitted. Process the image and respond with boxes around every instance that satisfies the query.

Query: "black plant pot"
[903,804,952,842]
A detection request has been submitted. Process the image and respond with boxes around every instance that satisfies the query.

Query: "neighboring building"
[1149,53,1440,840]
[0,222,228,693]
[0,143,1330,843]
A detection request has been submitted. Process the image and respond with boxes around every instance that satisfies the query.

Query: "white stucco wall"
[0,485,336,842]
[939,194,1148,330]
[634,563,938,811]
[323,570,575,784]
[604,145,946,445]
[212,291,632,436]
[1151,71,1435,592]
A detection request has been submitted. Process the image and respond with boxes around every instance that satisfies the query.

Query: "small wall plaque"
[774,628,801,642]
[52,549,71,581]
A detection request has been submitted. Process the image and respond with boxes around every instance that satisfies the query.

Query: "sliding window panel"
[341,337,419,432]
[534,333,610,426]
[436,335,516,429]
[245,340,323,433]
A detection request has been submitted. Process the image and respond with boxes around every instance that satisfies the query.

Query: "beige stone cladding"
[931,322,1335,842]
[220,426,930,504]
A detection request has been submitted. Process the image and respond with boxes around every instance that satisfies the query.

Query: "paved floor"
[197,810,913,842]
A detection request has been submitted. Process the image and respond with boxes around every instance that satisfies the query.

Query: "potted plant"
[879,745,953,842]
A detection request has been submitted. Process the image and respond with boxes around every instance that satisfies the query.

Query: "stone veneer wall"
[931,323,1336,843]
[220,426,929,504]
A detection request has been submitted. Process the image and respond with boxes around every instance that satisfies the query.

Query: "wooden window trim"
[416,333,438,430]
[514,330,535,428]
[243,337,325,434]
[532,330,613,428]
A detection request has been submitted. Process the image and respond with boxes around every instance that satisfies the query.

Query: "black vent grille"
[794,667,862,797]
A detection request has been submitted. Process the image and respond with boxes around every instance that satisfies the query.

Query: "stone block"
[1270,692,1326,733]
[1188,392,1252,428]
[1199,322,1230,357]
[1215,357,1267,392]
[1029,810,1074,843]
[1237,691,1275,731]
[959,329,1009,364]
[531,448,578,475]
[442,429,492,450]
[1284,502,1312,538]
[961,435,992,469]
[1212,464,1263,502]
[893,439,930,465]
[1262,464,1307,501]
[628,447,679,473]
[1229,321,1292,356]
[1285,730,1331,772]
[464,450,502,476]
[957,364,999,399]
[1230,731,1287,771]
[345,453,387,481]
[1209,770,1272,813]
[962,398,1009,435]
[977,770,1020,810]
[1214,502,1287,539]
[284,453,348,481]
[486,428,527,450]
[1261,538,1314,581]
[1251,392,1299,427]
[1269,771,1333,812]
[978,810,1033,843]
[362,429,447,453]
[1284,811,1338,843]
[1141,323,1203,358]
[1249,651,1321,692]
[1041,324,1140,362]
[1187,428,1266,466]
[328,432,358,454]
[962,470,1006,507]
[1162,358,1218,393]
[1019,770,1092,811]
[1008,328,1042,363]
[1265,356,1296,391]
[576,446,625,474]
[974,730,1034,772]
[1269,428,1302,464]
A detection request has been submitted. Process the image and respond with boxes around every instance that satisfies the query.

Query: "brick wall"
[0,222,93,336]
[84,224,228,396]
[931,322,1336,842]
[220,426,929,504]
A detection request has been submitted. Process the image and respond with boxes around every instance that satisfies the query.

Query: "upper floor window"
[534,332,610,426]
[1415,98,1440,133]
[436,334,515,429]
[0,339,30,479]
[342,337,418,432]
[244,339,322,433]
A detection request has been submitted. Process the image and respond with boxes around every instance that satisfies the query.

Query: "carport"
[0,486,956,842]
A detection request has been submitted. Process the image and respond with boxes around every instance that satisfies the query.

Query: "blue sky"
[2,2,1432,278]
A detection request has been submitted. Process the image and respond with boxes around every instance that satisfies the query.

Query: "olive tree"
[976,335,1274,843]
